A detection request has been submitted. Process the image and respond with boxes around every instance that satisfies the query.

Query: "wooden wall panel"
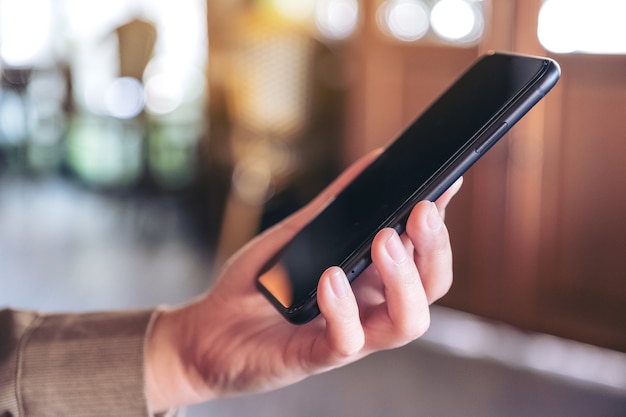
[343,0,626,351]
[536,55,626,351]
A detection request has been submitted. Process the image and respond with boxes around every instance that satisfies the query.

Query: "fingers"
[435,176,463,220]
[369,228,431,344]
[315,178,457,359]
[317,229,433,356]
[316,267,365,357]
[405,200,453,304]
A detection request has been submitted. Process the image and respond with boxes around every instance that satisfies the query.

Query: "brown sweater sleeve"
[0,308,160,417]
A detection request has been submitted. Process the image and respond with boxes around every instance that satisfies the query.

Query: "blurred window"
[0,0,208,188]
[538,0,626,54]
[0,0,54,66]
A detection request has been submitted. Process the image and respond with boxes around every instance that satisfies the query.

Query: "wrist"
[145,306,208,412]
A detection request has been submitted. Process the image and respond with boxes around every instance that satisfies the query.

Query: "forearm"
[0,308,157,417]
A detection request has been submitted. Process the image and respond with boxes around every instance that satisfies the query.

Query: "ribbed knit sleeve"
[0,308,163,417]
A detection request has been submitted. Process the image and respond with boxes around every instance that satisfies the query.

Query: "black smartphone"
[256,51,560,324]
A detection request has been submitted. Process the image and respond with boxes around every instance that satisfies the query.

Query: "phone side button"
[475,122,509,155]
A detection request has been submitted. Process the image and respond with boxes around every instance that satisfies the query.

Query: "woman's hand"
[145,151,463,412]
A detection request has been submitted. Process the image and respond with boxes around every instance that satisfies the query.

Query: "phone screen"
[257,52,560,323]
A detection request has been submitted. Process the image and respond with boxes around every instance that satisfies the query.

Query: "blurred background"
[1,0,625,415]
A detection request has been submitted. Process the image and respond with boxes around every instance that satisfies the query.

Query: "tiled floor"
[2,177,625,416]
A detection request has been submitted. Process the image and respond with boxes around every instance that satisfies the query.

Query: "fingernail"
[385,230,407,263]
[329,268,349,299]
[426,201,443,231]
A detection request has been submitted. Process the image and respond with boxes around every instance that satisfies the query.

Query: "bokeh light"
[379,0,430,42]
[104,77,145,119]
[144,74,184,115]
[430,0,482,43]
[143,58,205,116]
[315,0,360,40]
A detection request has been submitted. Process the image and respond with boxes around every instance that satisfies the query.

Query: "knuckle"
[393,309,431,345]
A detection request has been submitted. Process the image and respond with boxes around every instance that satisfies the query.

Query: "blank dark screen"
[266,53,547,309]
